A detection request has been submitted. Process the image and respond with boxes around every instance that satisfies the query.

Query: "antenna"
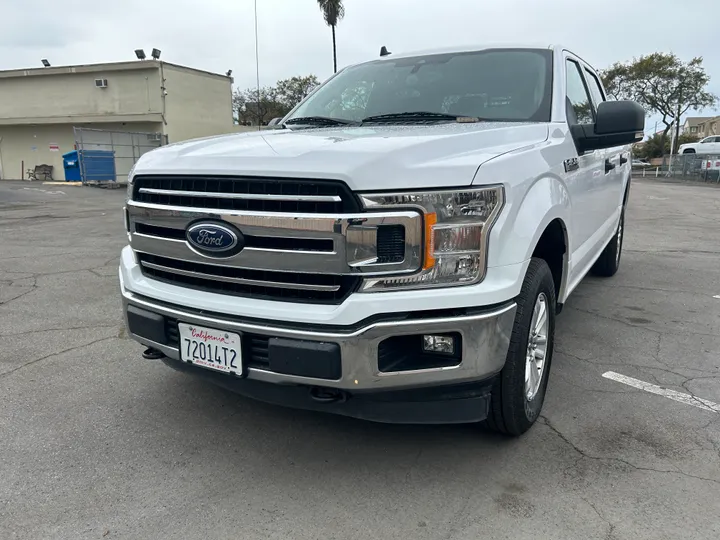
[380,46,391,57]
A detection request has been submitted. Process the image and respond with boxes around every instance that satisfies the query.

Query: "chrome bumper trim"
[121,286,516,391]
[140,261,342,292]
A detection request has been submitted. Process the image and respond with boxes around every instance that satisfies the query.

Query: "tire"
[483,258,556,436]
[683,149,696,154]
[591,209,624,277]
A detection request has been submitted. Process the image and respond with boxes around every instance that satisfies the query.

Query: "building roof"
[683,116,714,127]
[0,60,231,82]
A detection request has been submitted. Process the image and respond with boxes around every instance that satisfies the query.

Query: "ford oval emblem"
[186,222,243,256]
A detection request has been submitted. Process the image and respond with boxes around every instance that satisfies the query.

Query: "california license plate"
[178,323,242,375]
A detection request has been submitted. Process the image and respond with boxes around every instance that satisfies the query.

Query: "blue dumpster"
[62,151,82,181]
[79,150,116,182]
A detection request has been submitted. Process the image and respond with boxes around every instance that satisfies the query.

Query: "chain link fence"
[636,153,720,183]
[73,127,166,184]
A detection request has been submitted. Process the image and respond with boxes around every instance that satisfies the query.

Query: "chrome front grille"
[133,175,360,214]
[127,175,423,304]
[139,253,358,303]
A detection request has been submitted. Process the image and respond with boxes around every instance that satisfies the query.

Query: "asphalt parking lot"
[1,179,719,540]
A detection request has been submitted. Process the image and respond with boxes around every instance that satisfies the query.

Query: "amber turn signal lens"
[423,212,437,270]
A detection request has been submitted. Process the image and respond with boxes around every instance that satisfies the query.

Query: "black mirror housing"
[595,101,645,136]
[571,100,645,153]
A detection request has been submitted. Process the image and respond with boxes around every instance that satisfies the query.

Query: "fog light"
[423,335,455,354]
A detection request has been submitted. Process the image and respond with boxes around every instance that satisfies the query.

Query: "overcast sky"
[3,0,719,129]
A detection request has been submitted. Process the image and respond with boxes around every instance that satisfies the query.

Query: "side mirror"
[571,101,645,153]
[268,117,283,127]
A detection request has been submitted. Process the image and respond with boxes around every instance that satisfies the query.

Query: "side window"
[584,68,606,108]
[565,60,594,125]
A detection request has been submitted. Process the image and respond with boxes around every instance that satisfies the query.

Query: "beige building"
[681,116,720,138]
[0,60,233,181]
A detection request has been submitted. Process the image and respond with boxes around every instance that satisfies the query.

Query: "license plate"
[178,323,242,375]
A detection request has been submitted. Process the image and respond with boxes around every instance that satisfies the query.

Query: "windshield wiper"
[284,116,357,127]
[361,112,477,124]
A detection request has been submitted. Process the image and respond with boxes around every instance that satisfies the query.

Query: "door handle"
[605,159,616,174]
[619,154,628,165]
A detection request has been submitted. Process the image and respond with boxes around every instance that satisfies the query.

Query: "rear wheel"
[591,209,624,277]
[483,258,556,436]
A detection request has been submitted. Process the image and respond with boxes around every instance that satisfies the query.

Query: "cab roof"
[375,43,562,61]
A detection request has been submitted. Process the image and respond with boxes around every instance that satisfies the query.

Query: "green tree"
[232,86,284,126]
[634,132,700,159]
[317,0,345,73]
[276,75,321,111]
[601,53,717,152]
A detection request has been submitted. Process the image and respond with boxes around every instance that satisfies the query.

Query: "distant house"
[681,116,720,138]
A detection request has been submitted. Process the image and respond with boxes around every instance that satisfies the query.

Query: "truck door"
[564,58,607,263]
[711,136,720,154]
[583,66,627,216]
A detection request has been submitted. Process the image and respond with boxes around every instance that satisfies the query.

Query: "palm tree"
[317,0,345,73]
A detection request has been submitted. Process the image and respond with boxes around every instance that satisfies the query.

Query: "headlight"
[359,186,504,291]
[126,165,136,200]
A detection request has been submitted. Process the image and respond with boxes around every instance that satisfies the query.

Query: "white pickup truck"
[121,45,644,435]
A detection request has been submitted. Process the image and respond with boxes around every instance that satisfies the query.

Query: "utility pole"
[674,88,683,153]
[254,0,261,131]
[668,87,683,175]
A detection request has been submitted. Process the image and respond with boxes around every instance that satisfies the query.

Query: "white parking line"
[602,371,720,413]
[713,295,720,299]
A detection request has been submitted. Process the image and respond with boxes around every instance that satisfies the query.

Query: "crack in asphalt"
[539,416,720,486]
[0,336,117,379]
[694,416,720,460]
[553,371,639,394]
[0,277,38,306]
[580,497,616,540]
[625,248,720,255]
[566,306,718,338]
[679,378,720,414]
[555,346,718,379]
[559,343,720,414]
[578,282,711,297]
[0,261,120,285]
[0,210,115,226]
[0,324,119,338]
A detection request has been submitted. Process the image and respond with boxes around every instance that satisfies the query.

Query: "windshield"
[287,48,553,124]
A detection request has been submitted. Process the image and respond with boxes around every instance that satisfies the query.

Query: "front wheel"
[483,258,556,436]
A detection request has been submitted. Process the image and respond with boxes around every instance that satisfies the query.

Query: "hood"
[136,122,549,190]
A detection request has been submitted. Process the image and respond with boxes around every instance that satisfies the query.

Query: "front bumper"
[121,282,516,423]
[160,359,498,424]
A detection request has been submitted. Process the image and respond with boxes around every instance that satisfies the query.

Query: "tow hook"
[310,387,348,404]
[142,347,165,360]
